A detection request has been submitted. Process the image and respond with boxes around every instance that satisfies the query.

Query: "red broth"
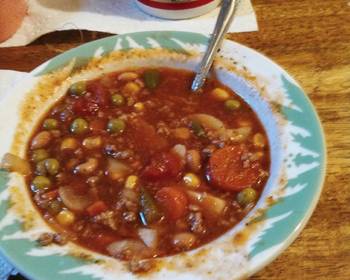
[26,68,270,267]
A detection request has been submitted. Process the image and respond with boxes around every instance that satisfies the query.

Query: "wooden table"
[1,0,349,279]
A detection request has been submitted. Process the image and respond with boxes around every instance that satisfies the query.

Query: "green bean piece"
[31,149,49,163]
[43,118,58,130]
[111,94,125,106]
[35,160,47,176]
[47,200,63,216]
[224,99,241,111]
[236,187,257,206]
[139,187,161,225]
[143,69,160,89]
[189,120,206,138]
[107,118,126,134]
[31,176,51,191]
[45,158,60,176]
[70,118,89,134]
[69,81,87,97]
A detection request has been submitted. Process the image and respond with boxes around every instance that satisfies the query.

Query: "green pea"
[143,69,160,89]
[70,118,89,134]
[31,176,51,191]
[225,99,241,111]
[44,158,60,176]
[189,120,206,138]
[111,94,125,106]
[69,81,87,97]
[43,118,58,130]
[31,149,49,163]
[107,118,126,134]
[47,200,63,216]
[35,160,47,176]
[236,187,257,206]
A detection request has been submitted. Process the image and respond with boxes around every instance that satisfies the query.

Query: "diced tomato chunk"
[70,181,89,195]
[90,119,106,133]
[87,82,110,107]
[87,201,108,216]
[155,187,188,220]
[142,152,183,181]
[129,119,168,153]
[208,145,261,191]
[72,98,99,115]
[72,99,85,114]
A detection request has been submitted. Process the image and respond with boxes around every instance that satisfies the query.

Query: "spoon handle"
[191,0,238,92]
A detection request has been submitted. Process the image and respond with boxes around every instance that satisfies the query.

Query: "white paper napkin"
[0,70,30,280]
[0,0,257,47]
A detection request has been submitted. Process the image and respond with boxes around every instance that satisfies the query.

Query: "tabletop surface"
[1,0,349,279]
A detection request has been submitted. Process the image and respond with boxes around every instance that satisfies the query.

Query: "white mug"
[135,0,221,19]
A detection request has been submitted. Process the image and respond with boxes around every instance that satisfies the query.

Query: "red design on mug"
[137,0,215,10]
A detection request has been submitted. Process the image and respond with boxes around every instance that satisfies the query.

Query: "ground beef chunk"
[93,211,119,231]
[128,259,154,273]
[37,232,54,246]
[37,232,69,246]
[53,233,69,245]
[188,212,206,234]
[105,144,133,160]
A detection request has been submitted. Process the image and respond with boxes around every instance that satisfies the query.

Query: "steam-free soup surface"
[26,68,270,270]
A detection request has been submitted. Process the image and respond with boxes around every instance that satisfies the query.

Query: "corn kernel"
[253,133,266,148]
[183,173,201,189]
[122,82,141,95]
[125,175,139,189]
[211,88,230,101]
[134,102,145,112]
[118,72,139,81]
[56,210,75,226]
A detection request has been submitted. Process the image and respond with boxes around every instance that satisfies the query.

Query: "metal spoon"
[191,0,239,92]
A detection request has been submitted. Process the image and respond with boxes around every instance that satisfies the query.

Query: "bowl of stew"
[0,31,326,280]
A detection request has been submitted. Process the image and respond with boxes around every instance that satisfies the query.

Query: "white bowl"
[0,31,326,280]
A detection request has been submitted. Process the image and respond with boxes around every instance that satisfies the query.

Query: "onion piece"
[138,228,158,248]
[58,186,94,212]
[74,158,99,175]
[171,144,186,164]
[189,114,225,133]
[1,153,31,176]
[107,239,152,259]
[187,191,227,216]
[106,158,131,180]
[186,149,202,173]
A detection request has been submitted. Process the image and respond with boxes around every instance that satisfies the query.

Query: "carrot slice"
[87,201,108,217]
[155,187,188,220]
[208,145,261,191]
[41,189,59,200]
